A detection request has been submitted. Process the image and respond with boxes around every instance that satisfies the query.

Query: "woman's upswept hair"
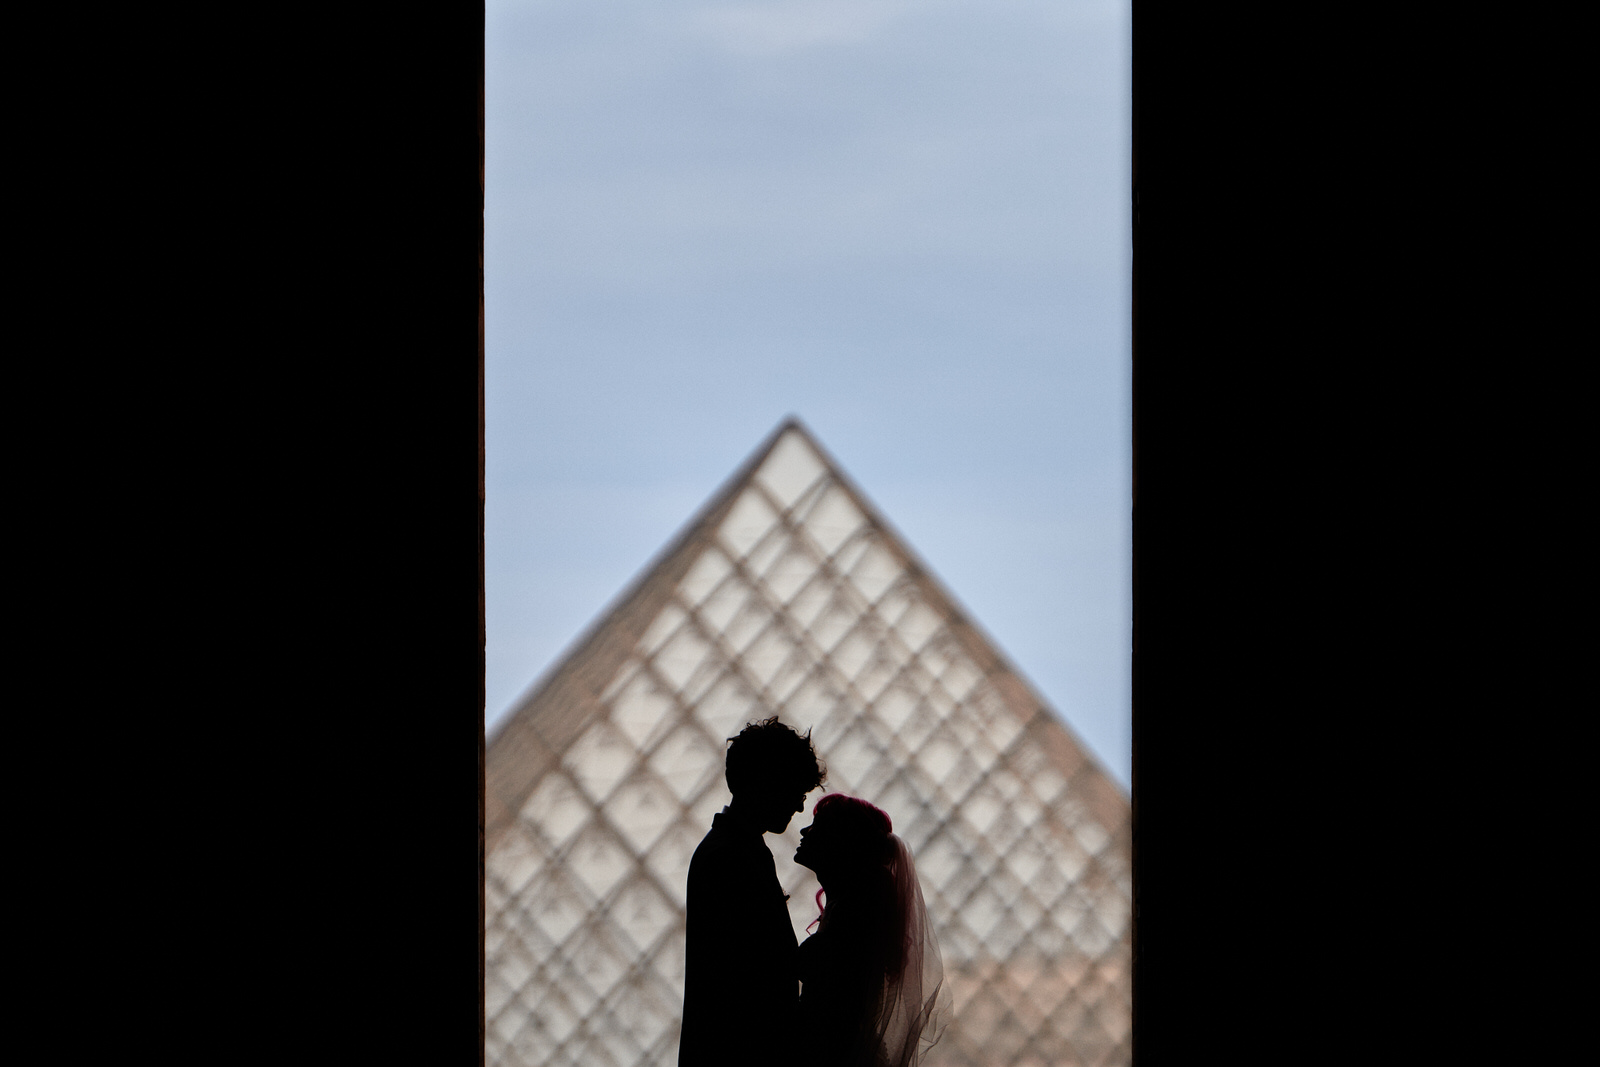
[807,793,895,931]
[811,792,894,854]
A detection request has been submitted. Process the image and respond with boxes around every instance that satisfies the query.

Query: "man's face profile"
[748,781,810,834]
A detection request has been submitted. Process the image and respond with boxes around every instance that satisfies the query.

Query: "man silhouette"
[678,717,826,1067]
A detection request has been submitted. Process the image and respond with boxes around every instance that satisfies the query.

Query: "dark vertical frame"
[1128,1,1143,1054]
[478,0,489,1055]
[121,3,492,1061]
[1131,3,1260,1053]
[1131,4,1369,1060]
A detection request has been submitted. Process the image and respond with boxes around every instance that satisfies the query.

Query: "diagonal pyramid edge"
[792,425,1128,811]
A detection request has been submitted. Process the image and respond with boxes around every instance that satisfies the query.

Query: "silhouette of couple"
[679,717,949,1067]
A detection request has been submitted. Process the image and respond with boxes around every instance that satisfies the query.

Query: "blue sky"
[485,0,1132,790]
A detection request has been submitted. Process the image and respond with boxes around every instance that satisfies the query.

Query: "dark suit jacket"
[678,810,799,1067]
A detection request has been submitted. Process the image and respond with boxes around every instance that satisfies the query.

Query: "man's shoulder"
[688,820,751,866]
[687,820,773,881]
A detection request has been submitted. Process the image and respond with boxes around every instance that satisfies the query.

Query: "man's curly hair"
[724,716,826,796]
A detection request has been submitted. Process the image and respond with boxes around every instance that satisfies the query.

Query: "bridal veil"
[872,834,951,1067]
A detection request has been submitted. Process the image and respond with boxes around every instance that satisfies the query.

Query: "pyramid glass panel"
[487,420,1130,1067]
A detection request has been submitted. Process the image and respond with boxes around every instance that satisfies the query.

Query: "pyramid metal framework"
[486,420,1131,1067]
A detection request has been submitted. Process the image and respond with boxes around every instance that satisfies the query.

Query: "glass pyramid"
[486,419,1131,1067]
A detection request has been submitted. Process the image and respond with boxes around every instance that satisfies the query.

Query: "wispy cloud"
[694,0,915,55]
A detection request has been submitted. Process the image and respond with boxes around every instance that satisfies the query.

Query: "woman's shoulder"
[797,927,853,979]
[797,927,831,964]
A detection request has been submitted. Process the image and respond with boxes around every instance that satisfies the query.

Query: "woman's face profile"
[793,811,838,875]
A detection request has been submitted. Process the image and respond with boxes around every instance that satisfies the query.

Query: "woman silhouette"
[793,794,950,1067]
